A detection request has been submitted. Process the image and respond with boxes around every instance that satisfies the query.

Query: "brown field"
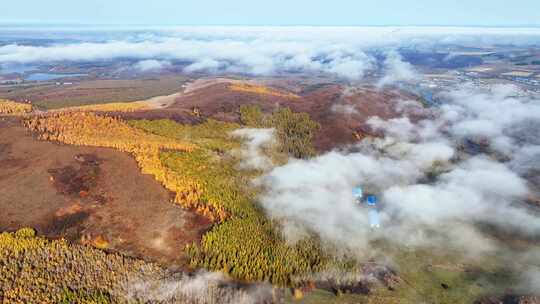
[0,76,189,109]
[301,85,423,151]
[160,78,420,151]
[2,75,421,152]
[0,116,211,267]
[229,82,301,99]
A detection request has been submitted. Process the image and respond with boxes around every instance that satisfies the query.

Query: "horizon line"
[1,22,540,29]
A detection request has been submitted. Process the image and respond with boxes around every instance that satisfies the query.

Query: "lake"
[25,73,87,81]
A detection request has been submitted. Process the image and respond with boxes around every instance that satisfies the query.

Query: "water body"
[25,73,87,81]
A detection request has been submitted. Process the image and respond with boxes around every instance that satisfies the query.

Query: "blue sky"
[2,0,540,27]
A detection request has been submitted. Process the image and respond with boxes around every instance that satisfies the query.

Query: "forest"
[23,107,329,287]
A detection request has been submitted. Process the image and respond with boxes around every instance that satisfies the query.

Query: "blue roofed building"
[366,195,378,206]
[352,186,363,203]
[368,209,381,228]
[352,187,381,229]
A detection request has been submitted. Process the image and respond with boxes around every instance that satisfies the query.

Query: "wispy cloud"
[377,50,419,87]
[126,271,273,304]
[232,128,276,171]
[134,59,171,71]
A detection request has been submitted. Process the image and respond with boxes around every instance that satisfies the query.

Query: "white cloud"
[184,58,224,73]
[256,84,540,258]
[1,27,539,80]
[126,271,272,304]
[377,50,419,87]
[442,84,540,155]
[231,128,275,171]
[134,59,170,71]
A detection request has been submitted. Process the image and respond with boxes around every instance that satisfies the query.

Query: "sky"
[2,0,540,27]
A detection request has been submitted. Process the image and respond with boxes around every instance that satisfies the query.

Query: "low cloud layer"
[134,59,171,71]
[1,26,540,79]
[377,50,419,87]
[126,271,273,304]
[257,84,540,264]
[232,128,275,171]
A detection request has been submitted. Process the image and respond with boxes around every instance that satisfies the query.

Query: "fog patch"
[232,128,276,171]
[377,50,419,88]
[135,59,171,71]
[256,84,540,259]
[126,271,274,304]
